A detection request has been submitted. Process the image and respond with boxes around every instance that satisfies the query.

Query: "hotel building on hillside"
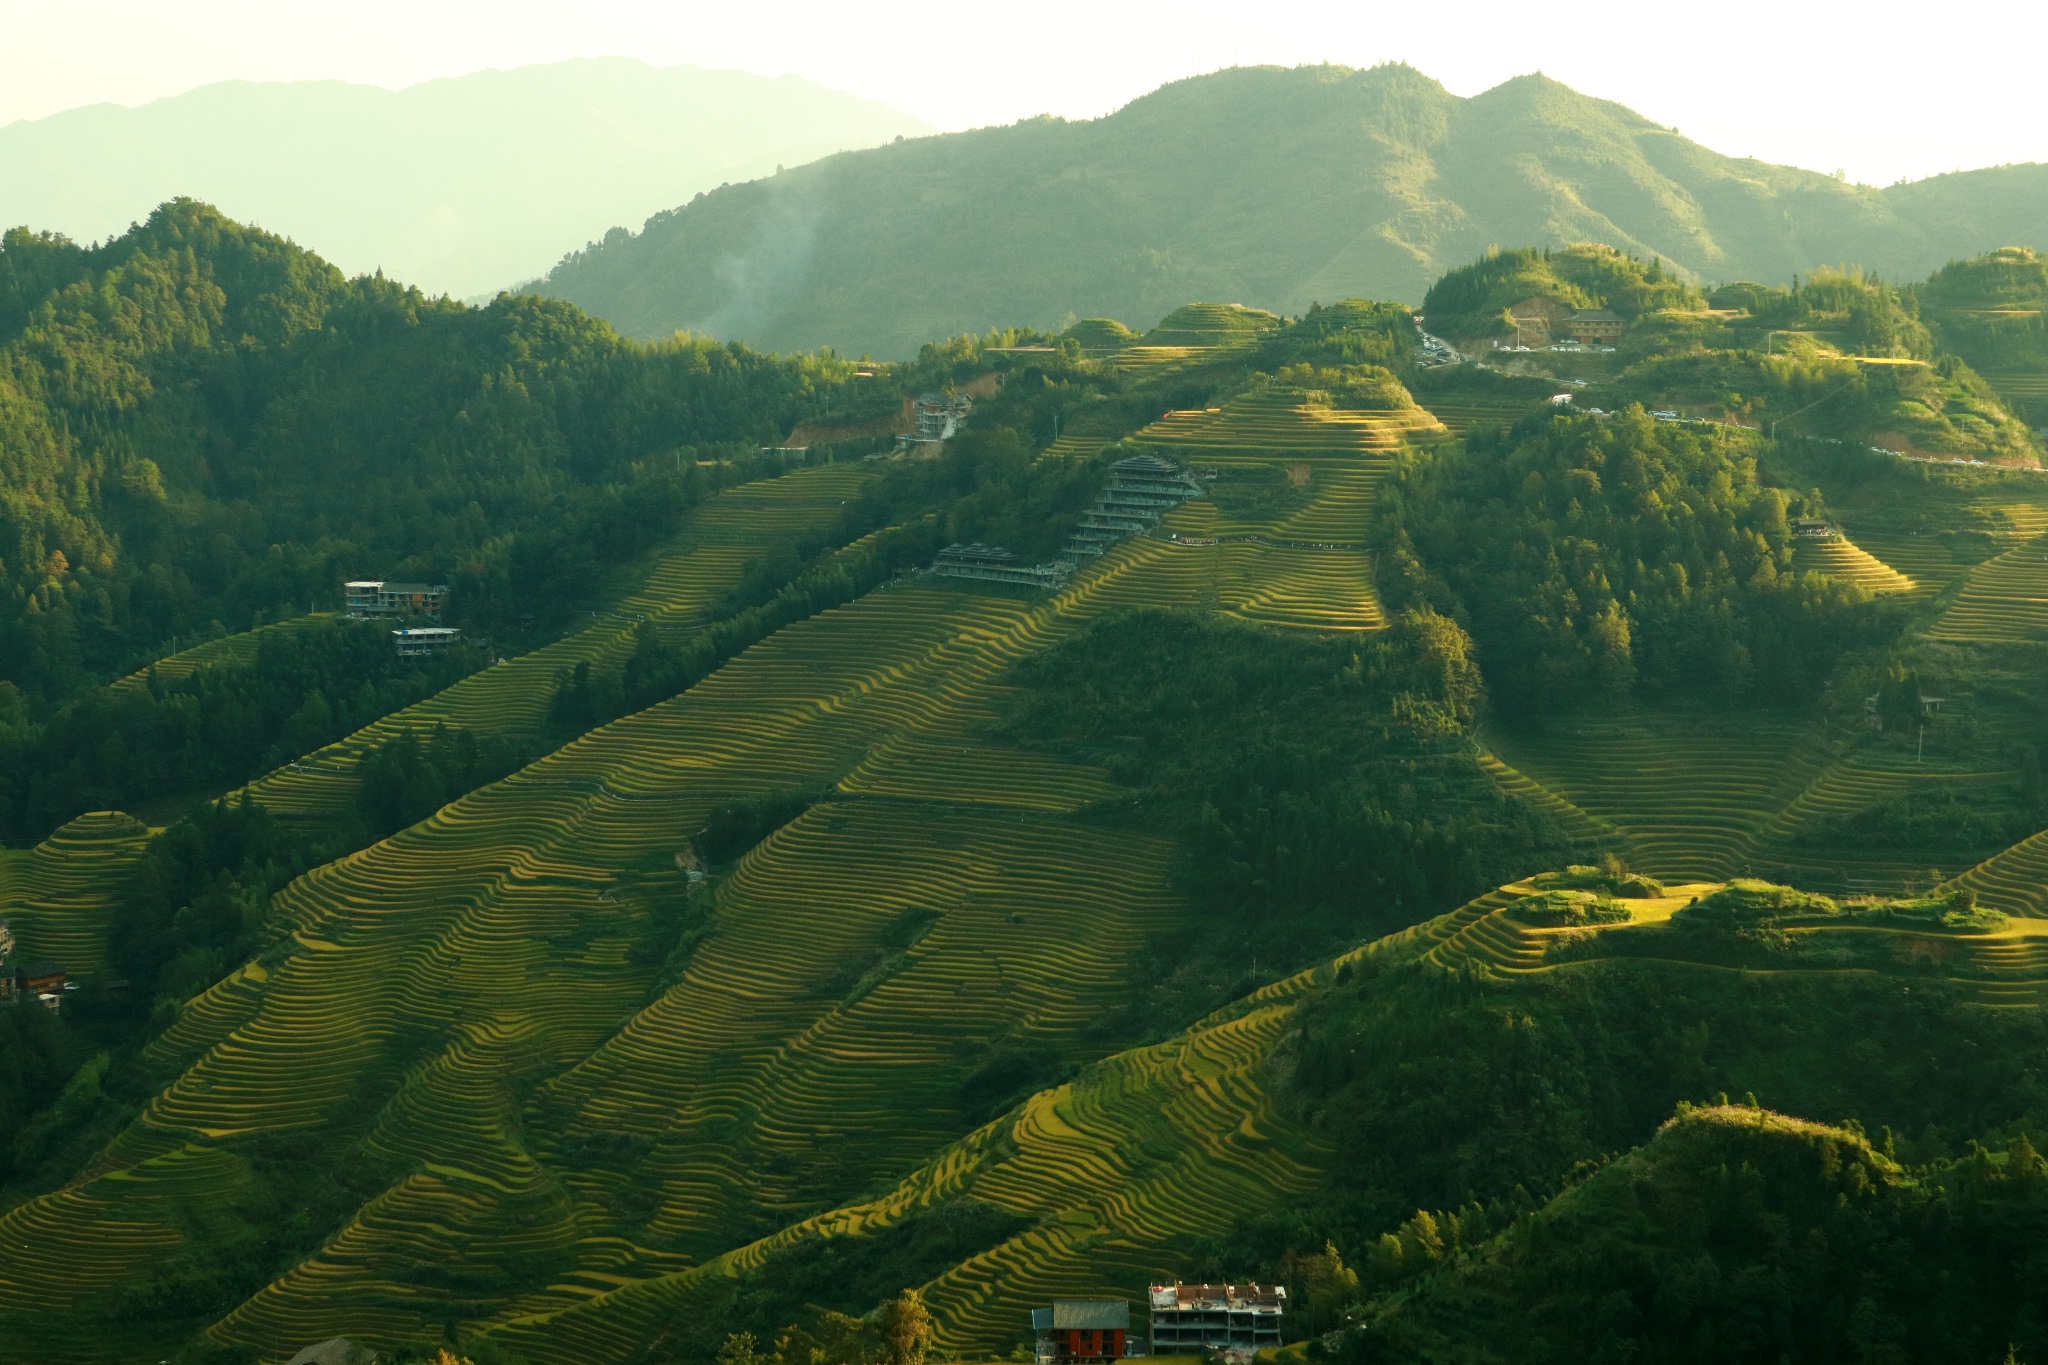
[1562,308,1625,344]
[927,543,1072,590]
[392,626,463,658]
[1147,1283,1286,1356]
[344,580,449,621]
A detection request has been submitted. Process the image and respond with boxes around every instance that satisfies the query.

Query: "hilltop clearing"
[0,60,930,300]
[530,63,2048,356]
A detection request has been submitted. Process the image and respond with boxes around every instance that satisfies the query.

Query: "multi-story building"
[1147,1283,1286,1356]
[1066,455,1205,559]
[1563,308,1625,344]
[345,580,449,621]
[928,543,1072,590]
[391,627,463,658]
[1032,1299,1133,1363]
[898,392,973,453]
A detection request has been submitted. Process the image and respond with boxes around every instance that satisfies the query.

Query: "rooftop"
[936,543,1020,564]
[1034,1300,1130,1330]
[1147,1283,1286,1311]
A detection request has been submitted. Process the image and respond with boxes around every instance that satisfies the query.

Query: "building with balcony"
[345,581,449,621]
[392,627,463,657]
[1147,1283,1285,1356]
[928,543,1071,590]
[1065,455,1205,559]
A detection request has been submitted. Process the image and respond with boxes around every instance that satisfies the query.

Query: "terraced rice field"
[241,464,874,819]
[1379,876,2048,1009]
[1943,830,2048,919]
[1128,391,1443,462]
[1476,752,1625,851]
[1112,344,1261,380]
[1984,369,2048,408]
[1112,391,1435,629]
[0,811,150,976]
[113,615,332,692]
[1843,529,1970,598]
[1753,756,2013,893]
[1791,534,1916,594]
[1417,398,1542,434]
[1927,532,2048,641]
[485,865,2048,1360]
[7,532,1300,1359]
[1037,434,1113,462]
[481,944,1340,1364]
[1490,719,1833,881]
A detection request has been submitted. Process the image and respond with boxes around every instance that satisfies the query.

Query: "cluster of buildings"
[343,580,461,656]
[927,454,1205,592]
[1032,1283,1287,1363]
[0,920,68,1012]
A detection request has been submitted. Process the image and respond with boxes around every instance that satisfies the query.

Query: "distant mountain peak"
[525,63,2047,357]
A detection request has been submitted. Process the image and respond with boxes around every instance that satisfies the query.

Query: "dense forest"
[1002,608,1573,1016]
[0,199,894,706]
[0,199,949,841]
[1335,1106,2048,1362]
[1374,406,1903,710]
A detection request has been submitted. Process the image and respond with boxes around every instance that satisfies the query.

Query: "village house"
[12,959,66,1011]
[1066,455,1205,559]
[1032,1299,1134,1363]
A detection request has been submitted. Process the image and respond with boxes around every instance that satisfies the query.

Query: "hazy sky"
[4,0,2042,187]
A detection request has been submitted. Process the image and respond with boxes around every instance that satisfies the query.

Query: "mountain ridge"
[0,59,933,299]
[531,62,2048,356]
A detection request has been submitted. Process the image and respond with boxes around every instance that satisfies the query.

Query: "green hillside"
[1344,1104,2048,1361]
[18,206,2048,1365]
[531,63,2048,357]
[0,60,931,300]
[0,199,928,842]
[456,874,2048,1363]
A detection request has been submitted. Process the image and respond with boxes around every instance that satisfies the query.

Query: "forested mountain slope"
[0,199,921,840]
[14,213,2048,1364]
[0,60,930,299]
[532,63,2048,356]
[0,300,1572,1362]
